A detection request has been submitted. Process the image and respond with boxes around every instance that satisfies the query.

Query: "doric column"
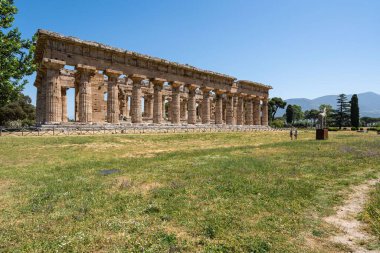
[169,81,183,125]
[76,64,96,123]
[143,95,148,117]
[226,93,234,125]
[35,82,44,124]
[253,97,261,125]
[233,95,238,125]
[236,95,245,125]
[214,90,224,124]
[61,88,68,122]
[151,78,166,124]
[105,69,123,124]
[187,85,197,124]
[245,97,254,125]
[130,74,146,124]
[120,92,129,119]
[42,58,65,124]
[201,88,212,124]
[180,98,188,121]
[162,96,166,120]
[261,98,269,126]
[167,97,172,121]
[222,99,226,122]
[147,94,153,119]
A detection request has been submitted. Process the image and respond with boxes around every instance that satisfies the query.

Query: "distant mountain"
[276,92,380,118]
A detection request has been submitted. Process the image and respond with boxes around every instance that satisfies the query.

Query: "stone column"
[130,74,146,124]
[120,92,129,119]
[169,81,183,125]
[245,97,254,125]
[233,95,238,125]
[261,98,269,126]
[151,78,165,124]
[162,96,167,120]
[61,88,68,122]
[43,58,65,124]
[253,97,261,125]
[143,95,148,117]
[35,82,44,124]
[180,98,188,121]
[226,94,234,125]
[167,97,172,121]
[236,95,245,125]
[105,69,123,124]
[76,64,96,123]
[214,91,224,124]
[201,88,212,124]
[187,85,197,124]
[222,99,226,122]
[147,94,154,119]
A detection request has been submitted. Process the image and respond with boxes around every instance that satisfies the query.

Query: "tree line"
[269,94,379,129]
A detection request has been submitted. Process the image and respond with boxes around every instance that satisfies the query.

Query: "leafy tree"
[334,94,351,129]
[304,109,319,126]
[285,105,293,124]
[268,97,287,123]
[292,104,304,122]
[0,0,35,107]
[350,94,359,128]
[0,94,35,126]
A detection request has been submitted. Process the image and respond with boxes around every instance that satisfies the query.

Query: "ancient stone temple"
[34,30,272,126]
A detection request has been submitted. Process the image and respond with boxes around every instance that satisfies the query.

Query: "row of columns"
[36,59,269,126]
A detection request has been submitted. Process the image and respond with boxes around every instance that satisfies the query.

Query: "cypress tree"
[350,94,360,128]
[285,105,293,125]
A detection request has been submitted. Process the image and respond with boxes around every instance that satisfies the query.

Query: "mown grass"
[0,131,379,252]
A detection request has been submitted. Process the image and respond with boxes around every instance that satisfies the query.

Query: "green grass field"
[0,131,379,252]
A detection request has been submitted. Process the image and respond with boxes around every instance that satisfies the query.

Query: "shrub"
[351,127,358,131]
[328,127,339,131]
[271,119,285,128]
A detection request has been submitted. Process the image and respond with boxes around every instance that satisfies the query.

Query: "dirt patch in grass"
[112,177,163,195]
[324,178,380,252]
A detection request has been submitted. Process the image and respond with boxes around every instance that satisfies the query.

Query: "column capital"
[42,58,66,69]
[150,78,166,86]
[105,69,123,78]
[186,84,198,91]
[215,89,226,95]
[169,81,185,88]
[201,86,213,93]
[76,64,97,73]
[129,74,147,82]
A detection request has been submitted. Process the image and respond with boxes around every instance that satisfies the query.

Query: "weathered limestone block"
[105,69,123,123]
[152,78,165,124]
[43,58,65,124]
[201,88,212,124]
[253,97,261,125]
[76,64,96,123]
[187,85,197,124]
[130,74,146,123]
[170,81,183,125]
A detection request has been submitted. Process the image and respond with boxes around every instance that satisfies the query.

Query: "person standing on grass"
[290,128,293,140]
[294,128,298,140]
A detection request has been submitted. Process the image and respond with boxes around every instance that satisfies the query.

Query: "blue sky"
[15,0,380,107]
